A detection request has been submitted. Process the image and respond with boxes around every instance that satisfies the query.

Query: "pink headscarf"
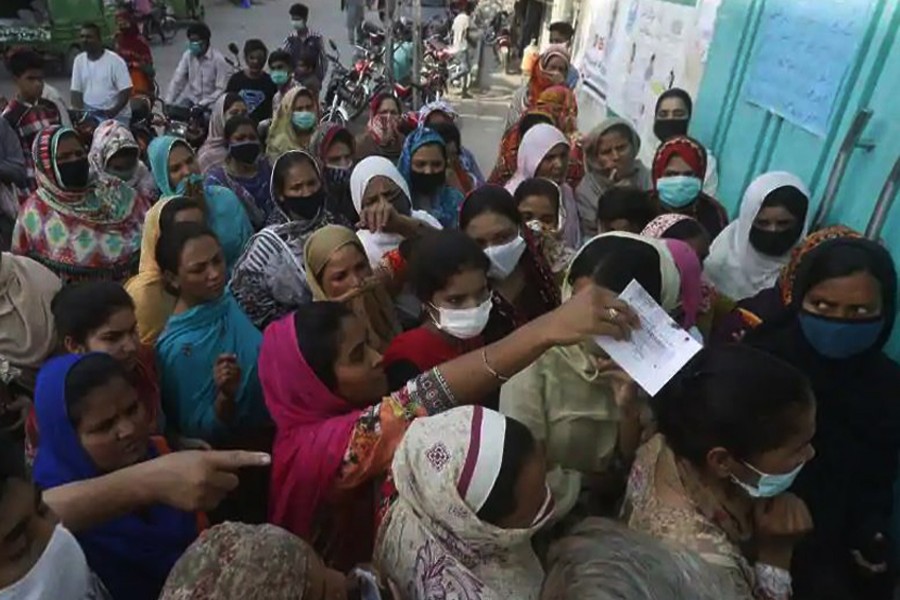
[664,239,703,329]
[259,313,361,539]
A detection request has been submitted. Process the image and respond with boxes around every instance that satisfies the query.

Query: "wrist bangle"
[482,348,510,382]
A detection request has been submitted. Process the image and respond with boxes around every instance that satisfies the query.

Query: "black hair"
[243,38,268,58]
[0,432,27,497]
[222,92,244,114]
[6,48,44,77]
[224,114,257,141]
[51,282,134,345]
[476,416,536,525]
[596,187,658,230]
[155,221,219,279]
[548,21,575,40]
[268,49,294,68]
[273,151,319,198]
[407,230,489,302]
[655,88,693,118]
[760,185,809,222]
[429,121,461,151]
[513,177,560,212]
[568,236,662,302]
[186,22,211,41]
[293,302,352,391]
[159,196,206,234]
[65,353,130,427]
[662,217,709,243]
[793,239,896,311]
[289,3,309,19]
[460,185,522,230]
[80,22,102,38]
[519,113,553,138]
[327,128,354,152]
[656,344,813,466]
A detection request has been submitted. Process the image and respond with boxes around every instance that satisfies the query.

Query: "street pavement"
[0,0,513,177]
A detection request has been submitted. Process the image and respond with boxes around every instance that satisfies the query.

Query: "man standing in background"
[70,23,133,123]
[283,3,327,83]
[451,1,476,98]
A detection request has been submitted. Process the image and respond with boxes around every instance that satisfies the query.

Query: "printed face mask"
[175,172,204,195]
[325,165,352,187]
[656,175,702,208]
[291,110,317,131]
[430,297,492,339]
[798,311,884,359]
[484,235,527,279]
[731,461,805,498]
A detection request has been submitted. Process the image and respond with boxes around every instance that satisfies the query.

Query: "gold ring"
[607,307,619,319]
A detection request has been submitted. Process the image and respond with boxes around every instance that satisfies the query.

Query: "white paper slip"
[595,279,702,396]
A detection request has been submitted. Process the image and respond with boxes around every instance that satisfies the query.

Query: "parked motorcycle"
[321,40,382,125]
[484,10,511,70]
[164,104,208,150]
[139,0,176,45]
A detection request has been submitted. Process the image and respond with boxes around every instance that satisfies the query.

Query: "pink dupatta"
[259,313,362,539]
[664,239,703,329]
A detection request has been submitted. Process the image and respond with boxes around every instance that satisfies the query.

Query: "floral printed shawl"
[375,406,552,600]
[87,119,159,202]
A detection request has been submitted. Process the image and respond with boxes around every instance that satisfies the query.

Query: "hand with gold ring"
[537,283,639,347]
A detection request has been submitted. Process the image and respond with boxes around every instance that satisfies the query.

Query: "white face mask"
[1,524,98,600]
[430,297,492,339]
[484,235,526,279]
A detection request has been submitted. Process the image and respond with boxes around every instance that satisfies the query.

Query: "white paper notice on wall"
[595,279,702,396]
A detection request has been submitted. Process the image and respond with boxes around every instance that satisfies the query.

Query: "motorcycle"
[164,104,208,150]
[484,10,511,70]
[138,0,176,45]
[321,40,381,125]
[129,96,158,161]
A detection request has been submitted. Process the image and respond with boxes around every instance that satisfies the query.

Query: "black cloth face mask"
[282,188,325,221]
[653,118,689,141]
[228,141,261,164]
[410,170,445,195]
[749,224,803,256]
[57,158,91,189]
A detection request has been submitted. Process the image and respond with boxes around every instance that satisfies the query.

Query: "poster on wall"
[743,0,874,137]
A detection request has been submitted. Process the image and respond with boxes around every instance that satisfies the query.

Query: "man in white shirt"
[450,1,475,97]
[165,23,230,109]
[70,23,132,123]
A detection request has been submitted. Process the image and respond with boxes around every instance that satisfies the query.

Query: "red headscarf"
[260,313,361,541]
[527,45,570,106]
[114,9,153,68]
[365,92,402,148]
[651,135,707,184]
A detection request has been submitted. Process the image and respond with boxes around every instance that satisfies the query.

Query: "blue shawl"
[156,292,270,443]
[398,127,465,229]
[147,135,254,270]
[33,353,199,600]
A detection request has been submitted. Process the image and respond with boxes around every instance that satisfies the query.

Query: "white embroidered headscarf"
[375,406,553,600]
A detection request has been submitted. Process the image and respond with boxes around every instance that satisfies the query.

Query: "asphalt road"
[0,0,513,176]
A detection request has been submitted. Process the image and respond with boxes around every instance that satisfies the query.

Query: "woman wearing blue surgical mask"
[626,344,816,600]
[383,230,491,391]
[651,136,728,239]
[460,185,560,347]
[266,85,319,161]
[743,228,900,600]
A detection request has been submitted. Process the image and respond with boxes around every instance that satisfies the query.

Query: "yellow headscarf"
[303,225,400,352]
[266,86,318,161]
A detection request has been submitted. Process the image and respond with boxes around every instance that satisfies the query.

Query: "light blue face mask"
[188,41,205,56]
[731,460,805,498]
[175,172,204,195]
[270,69,290,86]
[656,175,702,208]
[291,110,317,131]
[798,311,884,359]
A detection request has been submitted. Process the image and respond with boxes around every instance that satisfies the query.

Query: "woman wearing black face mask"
[398,127,465,228]
[229,150,351,329]
[653,88,719,196]
[706,172,809,301]
[310,123,359,225]
[12,125,147,283]
[205,115,273,228]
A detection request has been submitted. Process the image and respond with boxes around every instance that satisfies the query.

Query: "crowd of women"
[1,39,899,600]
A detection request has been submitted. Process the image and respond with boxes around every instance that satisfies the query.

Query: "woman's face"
[411,144,445,174]
[430,267,489,311]
[362,176,407,212]
[56,134,86,165]
[75,375,150,473]
[465,212,519,249]
[167,143,199,190]
[801,271,883,320]
[376,98,400,118]
[517,193,557,228]
[293,92,316,113]
[754,205,798,233]
[729,400,816,486]
[656,96,689,120]
[543,56,568,85]
[662,154,695,177]
[170,235,226,303]
[67,307,140,372]
[320,244,371,299]
[224,100,247,121]
[597,130,635,175]
[228,123,259,145]
[534,143,569,183]
[324,140,353,169]
[493,445,548,529]
[105,148,139,174]
[333,314,388,407]
[280,160,321,200]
